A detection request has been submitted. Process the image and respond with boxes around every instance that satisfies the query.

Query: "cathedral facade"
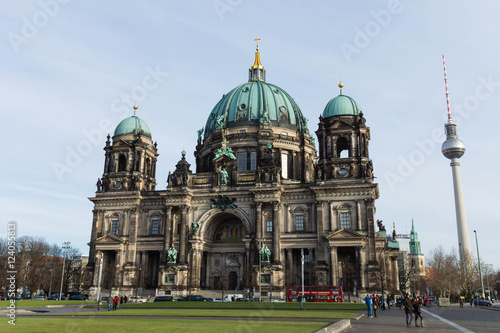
[87,44,400,299]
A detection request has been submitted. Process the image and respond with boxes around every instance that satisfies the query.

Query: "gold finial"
[133,104,138,115]
[338,80,343,95]
[254,36,261,51]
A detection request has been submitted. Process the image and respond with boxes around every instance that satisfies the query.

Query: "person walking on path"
[403,293,413,327]
[459,297,464,308]
[372,295,379,318]
[107,295,112,311]
[112,296,118,311]
[365,294,373,318]
[413,296,424,327]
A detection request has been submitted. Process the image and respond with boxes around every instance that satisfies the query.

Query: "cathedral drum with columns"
[87,41,400,299]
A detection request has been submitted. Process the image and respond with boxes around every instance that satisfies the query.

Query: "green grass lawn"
[105,301,366,311]
[0,300,97,308]
[52,308,361,319]
[0,317,331,333]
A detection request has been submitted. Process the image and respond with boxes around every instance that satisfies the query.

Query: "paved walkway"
[344,306,482,333]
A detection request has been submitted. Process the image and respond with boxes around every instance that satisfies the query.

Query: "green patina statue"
[167,247,178,264]
[210,195,237,211]
[259,245,271,263]
[220,168,228,186]
[192,220,200,236]
[213,138,236,161]
[215,114,225,130]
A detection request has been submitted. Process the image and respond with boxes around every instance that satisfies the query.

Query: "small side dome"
[114,115,152,138]
[323,94,362,118]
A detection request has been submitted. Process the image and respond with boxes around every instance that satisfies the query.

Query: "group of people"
[364,294,388,318]
[402,293,424,327]
[104,295,128,311]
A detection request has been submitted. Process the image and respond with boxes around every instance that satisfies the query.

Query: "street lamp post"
[473,230,485,298]
[59,242,71,300]
[300,249,304,310]
[48,268,53,297]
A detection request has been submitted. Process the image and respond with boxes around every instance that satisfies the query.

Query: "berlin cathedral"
[87,40,400,299]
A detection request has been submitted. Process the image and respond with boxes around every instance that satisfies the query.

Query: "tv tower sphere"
[442,123,466,159]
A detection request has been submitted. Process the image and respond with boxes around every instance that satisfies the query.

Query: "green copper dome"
[322,94,362,118]
[204,81,309,136]
[114,115,152,138]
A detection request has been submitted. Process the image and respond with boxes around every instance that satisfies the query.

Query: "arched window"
[145,158,151,176]
[118,154,127,172]
[337,136,350,158]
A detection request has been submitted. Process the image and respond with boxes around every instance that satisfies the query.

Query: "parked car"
[154,296,174,302]
[100,296,109,302]
[47,293,66,300]
[473,298,492,307]
[204,298,213,302]
[222,294,244,302]
[33,296,45,300]
[129,296,147,303]
[176,295,205,301]
[213,298,223,302]
[68,294,88,301]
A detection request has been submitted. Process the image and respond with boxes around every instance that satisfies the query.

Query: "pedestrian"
[403,293,413,327]
[470,297,474,307]
[107,295,112,311]
[120,296,123,305]
[112,296,118,311]
[397,296,402,310]
[387,296,391,310]
[413,296,424,327]
[147,295,151,303]
[425,296,429,307]
[364,294,373,318]
[372,297,378,318]
[124,295,128,304]
[459,297,463,308]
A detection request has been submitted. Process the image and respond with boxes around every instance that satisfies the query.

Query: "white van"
[223,294,244,302]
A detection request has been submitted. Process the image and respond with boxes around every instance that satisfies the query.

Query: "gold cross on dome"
[254,36,261,50]
[221,137,228,149]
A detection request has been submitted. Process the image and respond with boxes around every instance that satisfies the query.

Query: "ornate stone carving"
[210,195,237,211]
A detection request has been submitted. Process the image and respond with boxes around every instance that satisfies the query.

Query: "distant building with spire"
[408,219,425,277]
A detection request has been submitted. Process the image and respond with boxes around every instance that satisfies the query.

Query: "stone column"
[392,257,399,291]
[359,247,366,290]
[255,203,262,239]
[286,249,294,285]
[316,201,325,261]
[356,199,362,231]
[272,202,281,264]
[139,151,145,173]
[329,246,338,286]
[179,206,190,264]
[366,199,377,263]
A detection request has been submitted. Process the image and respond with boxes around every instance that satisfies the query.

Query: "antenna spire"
[442,55,453,124]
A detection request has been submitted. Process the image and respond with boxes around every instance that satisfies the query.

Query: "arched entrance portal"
[197,212,251,292]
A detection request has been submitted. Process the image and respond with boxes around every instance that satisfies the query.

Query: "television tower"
[441,55,472,260]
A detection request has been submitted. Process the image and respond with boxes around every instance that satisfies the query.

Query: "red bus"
[286,286,343,302]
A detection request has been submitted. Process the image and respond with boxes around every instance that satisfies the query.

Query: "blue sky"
[1,0,499,271]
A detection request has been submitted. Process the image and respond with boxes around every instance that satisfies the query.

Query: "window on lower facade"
[238,152,247,171]
[250,151,257,170]
[152,220,159,234]
[260,274,271,284]
[340,212,350,229]
[281,153,288,179]
[266,220,272,233]
[304,254,310,263]
[111,220,118,235]
[295,215,304,231]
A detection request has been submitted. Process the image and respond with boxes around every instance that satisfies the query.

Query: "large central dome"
[204,81,308,136]
[204,45,308,136]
